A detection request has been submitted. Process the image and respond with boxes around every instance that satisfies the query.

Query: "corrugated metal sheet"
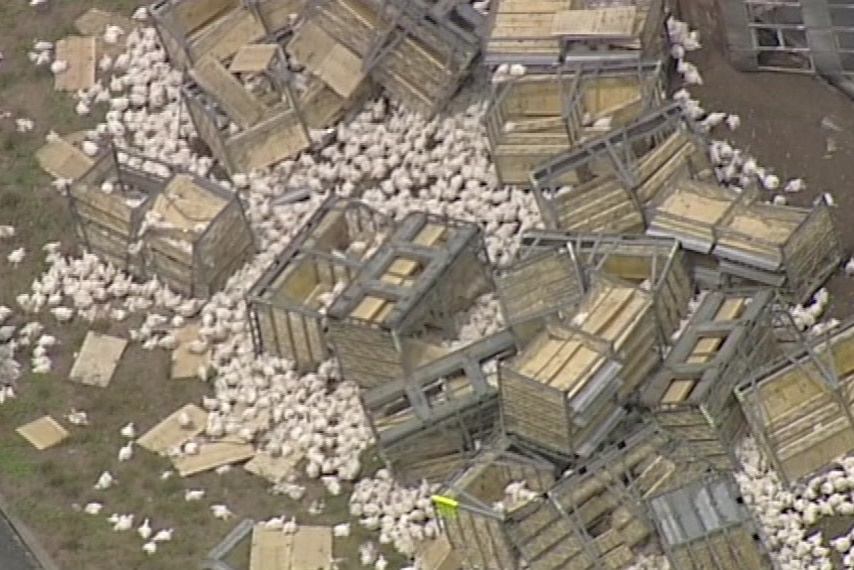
[649,477,742,546]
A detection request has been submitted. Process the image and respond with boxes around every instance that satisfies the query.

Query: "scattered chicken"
[119,422,135,439]
[7,248,25,266]
[210,504,233,520]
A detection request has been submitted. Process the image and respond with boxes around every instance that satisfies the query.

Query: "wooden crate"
[507,425,693,570]
[648,472,774,570]
[531,103,713,225]
[484,0,668,66]
[183,45,310,175]
[500,275,660,458]
[439,435,557,570]
[247,197,387,370]
[143,173,256,297]
[326,212,494,390]
[494,247,586,344]
[715,194,843,303]
[150,0,303,71]
[639,289,777,468]
[69,149,169,273]
[646,178,741,254]
[736,319,854,486]
[520,232,695,342]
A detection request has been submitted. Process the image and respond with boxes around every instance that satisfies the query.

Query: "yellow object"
[431,495,459,519]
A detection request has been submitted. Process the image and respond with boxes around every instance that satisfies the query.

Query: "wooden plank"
[54,36,96,91]
[36,138,93,180]
[172,441,255,477]
[137,404,208,455]
[16,416,69,450]
[661,379,695,404]
[229,43,278,73]
[551,7,637,38]
[68,331,127,388]
[251,524,289,570]
[190,55,265,128]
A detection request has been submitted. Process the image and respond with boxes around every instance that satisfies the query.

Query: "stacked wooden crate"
[150,0,303,71]
[183,42,310,175]
[483,0,668,67]
[69,148,255,298]
[647,471,775,570]
[505,425,707,570]
[142,172,257,297]
[246,196,388,370]
[325,212,494,389]
[484,58,666,188]
[647,184,843,303]
[435,435,558,570]
[360,328,517,483]
[68,148,168,275]
[500,274,660,458]
[520,231,695,342]
[530,103,714,233]
[736,319,854,485]
[291,0,481,117]
[638,289,778,471]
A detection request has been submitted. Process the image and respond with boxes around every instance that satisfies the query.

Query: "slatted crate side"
[184,89,234,173]
[495,148,578,189]
[197,200,255,289]
[499,366,573,456]
[440,243,493,313]
[150,0,236,71]
[782,201,843,303]
[225,111,310,174]
[444,509,517,570]
[145,246,197,297]
[496,248,585,325]
[257,0,305,33]
[75,219,138,273]
[189,6,266,65]
[671,527,771,570]
[327,321,402,389]
[612,311,660,396]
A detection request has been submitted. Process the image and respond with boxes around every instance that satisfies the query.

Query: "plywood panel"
[137,404,208,455]
[17,416,69,450]
[54,36,96,91]
[172,441,255,476]
[68,332,127,387]
[36,138,93,180]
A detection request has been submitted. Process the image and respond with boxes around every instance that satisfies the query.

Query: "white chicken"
[211,504,233,520]
[7,248,25,266]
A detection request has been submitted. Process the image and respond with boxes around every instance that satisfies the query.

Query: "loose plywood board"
[16,416,69,450]
[54,36,97,91]
[229,44,278,73]
[68,331,127,387]
[172,441,255,477]
[137,404,208,455]
[551,7,637,38]
[171,324,211,379]
[251,524,290,570]
[288,21,365,99]
[244,450,305,483]
[191,54,265,128]
[35,138,94,180]
[287,526,333,570]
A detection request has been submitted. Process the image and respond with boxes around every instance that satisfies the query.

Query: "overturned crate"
[483,0,668,67]
[638,289,778,471]
[150,0,303,71]
[711,192,843,303]
[530,103,713,232]
[493,246,586,344]
[326,212,494,390]
[520,232,695,341]
[507,425,708,570]
[736,318,854,486]
[485,57,666,188]
[361,329,517,483]
[68,147,171,274]
[500,275,661,459]
[647,471,775,570]
[435,435,558,570]
[183,43,310,175]
[246,197,387,370]
[142,172,256,297]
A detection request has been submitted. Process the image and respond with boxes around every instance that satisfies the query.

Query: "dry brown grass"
[0,3,403,569]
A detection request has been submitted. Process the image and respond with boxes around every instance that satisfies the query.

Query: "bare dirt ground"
[679,0,854,317]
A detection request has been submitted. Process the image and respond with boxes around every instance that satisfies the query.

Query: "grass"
[0,3,407,569]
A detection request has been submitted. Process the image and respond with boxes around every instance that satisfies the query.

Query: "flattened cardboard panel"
[172,440,255,477]
[68,331,127,388]
[54,36,97,91]
[35,138,93,180]
[17,416,69,450]
[250,524,289,570]
[137,404,207,455]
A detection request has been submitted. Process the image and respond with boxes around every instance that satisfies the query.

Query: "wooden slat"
[191,55,265,128]
[551,7,637,37]
[229,43,278,72]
